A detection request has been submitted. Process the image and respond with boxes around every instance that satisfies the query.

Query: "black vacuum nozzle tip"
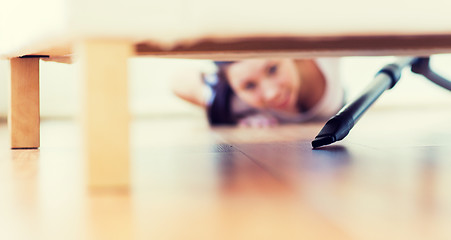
[312,135,335,149]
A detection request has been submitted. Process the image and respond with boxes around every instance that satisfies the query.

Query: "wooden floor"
[1,102,451,240]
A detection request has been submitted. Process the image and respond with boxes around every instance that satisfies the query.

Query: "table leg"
[9,57,40,149]
[76,40,132,189]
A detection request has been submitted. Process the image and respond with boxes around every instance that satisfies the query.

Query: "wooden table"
[1,0,451,189]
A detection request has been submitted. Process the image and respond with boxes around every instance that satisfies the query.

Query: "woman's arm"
[170,67,209,108]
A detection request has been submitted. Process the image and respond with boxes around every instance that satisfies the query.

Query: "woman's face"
[225,59,300,113]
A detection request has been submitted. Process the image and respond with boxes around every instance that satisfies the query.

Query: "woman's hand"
[238,113,279,128]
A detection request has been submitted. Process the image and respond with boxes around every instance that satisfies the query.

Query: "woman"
[172,58,345,127]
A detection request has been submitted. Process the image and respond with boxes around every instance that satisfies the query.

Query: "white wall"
[0,57,213,119]
[341,55,451,108]
[0,55,449,119]
[0,60,7,116]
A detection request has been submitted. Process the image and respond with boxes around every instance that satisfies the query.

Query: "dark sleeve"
[204,71,236,125]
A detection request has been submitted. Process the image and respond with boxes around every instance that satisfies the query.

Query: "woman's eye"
[244,81,257,90]
[267,64,278,75]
